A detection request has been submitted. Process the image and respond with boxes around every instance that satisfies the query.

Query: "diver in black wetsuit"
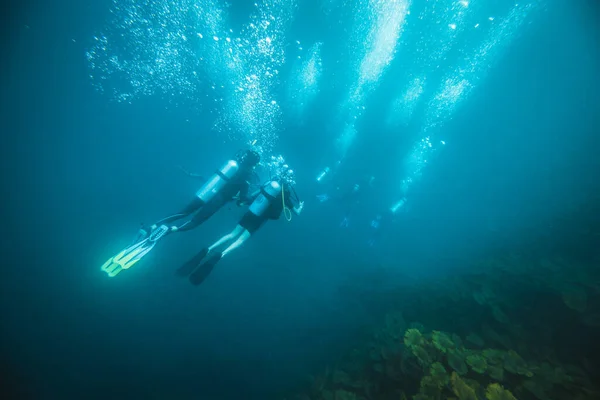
[100,149,261,278]
[140,149,261,237]
[177,171,304,286]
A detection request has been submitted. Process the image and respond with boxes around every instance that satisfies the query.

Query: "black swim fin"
[189,253,222,286]
[176,248,209,277]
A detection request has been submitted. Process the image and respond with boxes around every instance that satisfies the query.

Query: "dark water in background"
[1,0,600,399]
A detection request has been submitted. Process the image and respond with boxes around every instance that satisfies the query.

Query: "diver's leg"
[177,225,240,277]
[221,230,251,258]
[187,225,244,285]
[153,198,205,227]
[208,225,245,251]
[174,199,221,232]
[138,198,206,240]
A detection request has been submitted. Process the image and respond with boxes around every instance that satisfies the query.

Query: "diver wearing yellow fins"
[101,149,261,277]
[177,163,304,286]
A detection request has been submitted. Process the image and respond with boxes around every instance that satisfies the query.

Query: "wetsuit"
[156,172,254,231]
[177,180,302,285]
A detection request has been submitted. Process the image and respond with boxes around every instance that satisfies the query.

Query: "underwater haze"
[2,0,600,399]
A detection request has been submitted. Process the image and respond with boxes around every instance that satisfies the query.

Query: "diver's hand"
[233,194,247,206]
[292,201,305,215]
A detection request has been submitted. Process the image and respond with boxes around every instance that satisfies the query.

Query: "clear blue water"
[1,0,599,398]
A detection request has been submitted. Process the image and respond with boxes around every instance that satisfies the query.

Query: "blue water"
[1,0,599,399]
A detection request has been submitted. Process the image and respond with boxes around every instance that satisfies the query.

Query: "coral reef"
[286,251,600,400]
[486,383,516,400]
[286,201,600,400]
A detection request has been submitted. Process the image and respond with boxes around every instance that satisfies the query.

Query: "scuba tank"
[249,180,282,217]
[316,167,330,183]
[390,198,407,214]
[196,159,240,202]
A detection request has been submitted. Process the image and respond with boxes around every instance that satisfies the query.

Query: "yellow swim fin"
[101,225,169,277]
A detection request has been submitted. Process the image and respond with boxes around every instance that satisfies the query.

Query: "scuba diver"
[367,197,406,246]
[141,149,261,235]
[177,166,304,286]
[317,175,375,228]
[101,149,261,278]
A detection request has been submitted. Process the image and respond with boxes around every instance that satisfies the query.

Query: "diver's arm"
[250,171,261,184]
[237,182,249,203]
[237,182,261,206]
[249,188,261,200]
[286,194,303,215]
[283,187,303,215]
[292,201,304,215]
[235,183,248,206]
